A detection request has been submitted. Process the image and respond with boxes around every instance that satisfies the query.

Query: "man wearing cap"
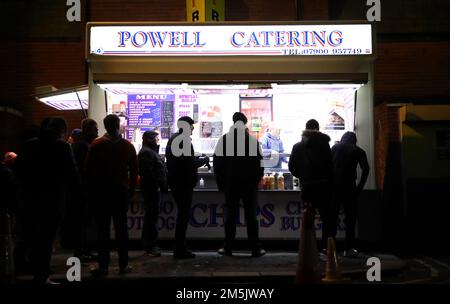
[138,130,167,257]
[165,116,209,259]
[213,112,266,257]
[288,119,334,253]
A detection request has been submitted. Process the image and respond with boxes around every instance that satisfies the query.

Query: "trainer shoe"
[217,248,232,256]
[319,249,328,262]
[145,245,162,257]
[343,248,360,258]
[251,248,266,257]
[119,265,133,274]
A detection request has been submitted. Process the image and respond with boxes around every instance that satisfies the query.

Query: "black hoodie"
[288,130,333,187]
[331,131,369,190]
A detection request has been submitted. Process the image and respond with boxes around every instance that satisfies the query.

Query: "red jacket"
[86,134,138,192]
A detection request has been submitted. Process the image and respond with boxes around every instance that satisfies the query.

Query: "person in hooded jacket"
[331,131,369,257]
[288,119,333,251]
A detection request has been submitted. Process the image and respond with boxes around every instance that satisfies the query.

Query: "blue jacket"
[261,132,288,168]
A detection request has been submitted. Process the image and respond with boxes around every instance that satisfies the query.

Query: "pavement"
[13,249,406,285]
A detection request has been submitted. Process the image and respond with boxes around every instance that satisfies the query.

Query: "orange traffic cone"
[295,203,321,284]
[322,237,348,283]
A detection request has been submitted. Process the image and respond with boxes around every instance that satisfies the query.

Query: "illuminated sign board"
[89,24,373,57]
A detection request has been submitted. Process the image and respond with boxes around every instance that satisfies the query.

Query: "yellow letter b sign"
[186,0,225,22]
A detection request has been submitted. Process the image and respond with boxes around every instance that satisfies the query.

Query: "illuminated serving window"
[99,83,361,169]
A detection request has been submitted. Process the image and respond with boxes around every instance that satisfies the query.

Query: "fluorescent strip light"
[37,89,88,110]
[271,83,363,90]
[98,83,185,90]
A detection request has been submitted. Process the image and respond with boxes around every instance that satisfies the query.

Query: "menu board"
[160,100,174,139]
[125,94,175,140]
[162,100,175,126]
[176,94,198,119]
[127,95,164,127]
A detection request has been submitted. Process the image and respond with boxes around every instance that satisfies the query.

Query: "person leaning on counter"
[165,116,209,259]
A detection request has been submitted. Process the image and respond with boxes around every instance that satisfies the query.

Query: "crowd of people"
[1,112,369,284]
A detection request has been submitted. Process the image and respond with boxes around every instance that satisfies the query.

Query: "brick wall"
[26,42,86,128]
[0,41,86,147]
[89,0,185,21]
[375,41,450,102]
[225,0,297,21]
[2,0,450,189]
[88,0,298,22]
[301,0,328,20]
[374,103,403,190]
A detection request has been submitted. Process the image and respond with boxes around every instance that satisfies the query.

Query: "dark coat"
[71,139,89,179]
[331,132,370,190]
[213,126,264,190]
[165,131,208,190]
[138,144,167,192]
[288,130,333,188]
[14,131,80,216]
[0,162,15,210]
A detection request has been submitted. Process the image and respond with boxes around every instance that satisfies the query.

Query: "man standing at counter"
[86,114,138,275]
[165,116,209,259]
[331,131,369,257]
[288,119,333,252]
[213,112,266,257]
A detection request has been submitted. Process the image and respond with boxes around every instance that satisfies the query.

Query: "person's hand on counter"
[204,161,211,171]
[200,155,211,170]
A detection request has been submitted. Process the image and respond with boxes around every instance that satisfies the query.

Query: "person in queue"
[331,131,369,257]
[86,114,137,276]
[288,119,334,254]
[14,117,80,285]
[138,130,167,257]
[165,116,209,259]
[69,118,99,261]
[213,112,266,257]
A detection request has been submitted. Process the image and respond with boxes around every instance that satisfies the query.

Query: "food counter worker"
[261,122,288,169]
